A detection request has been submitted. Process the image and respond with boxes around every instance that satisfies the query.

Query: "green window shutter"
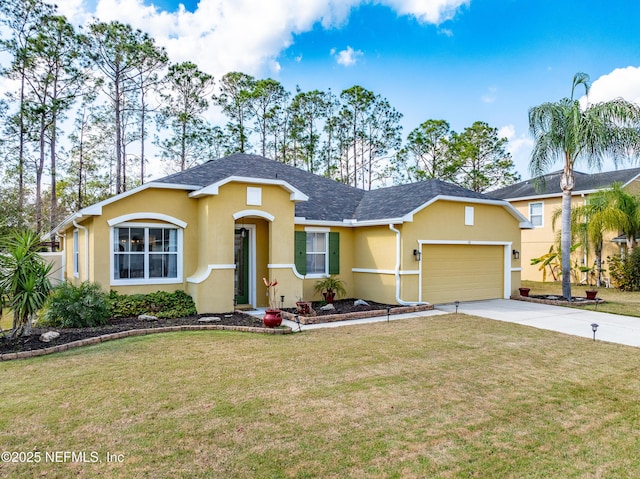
[294,231,307,276]
[328,232,340,275]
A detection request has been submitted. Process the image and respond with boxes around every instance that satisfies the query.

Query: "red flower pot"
[519,287,530,297]
[323,291,335,303]
[263,309,282,328]
[586,290,598,300]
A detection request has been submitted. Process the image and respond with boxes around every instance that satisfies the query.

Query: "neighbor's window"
[306,232,327,275]
[113,226,179,282]
[529,202,543,227]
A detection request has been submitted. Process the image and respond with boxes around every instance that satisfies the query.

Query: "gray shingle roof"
[153,153,501,222]
[490,168,640,200]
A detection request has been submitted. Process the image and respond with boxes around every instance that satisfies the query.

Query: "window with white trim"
[113,226,180,282]
[529,202,543,227]
[306,232,328,275]
[73,229,79,277]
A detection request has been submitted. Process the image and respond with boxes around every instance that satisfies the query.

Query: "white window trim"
[73,229,79,278]
[305,230,329,278]
[110,222,184,286]
[528,201,544,228]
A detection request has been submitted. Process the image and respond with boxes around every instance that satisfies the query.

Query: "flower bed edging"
[510,294,603,306]
[0,324,292,362]
[282,303,434,325]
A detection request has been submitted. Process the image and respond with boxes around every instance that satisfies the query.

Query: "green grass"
[522,280,640,317]
[1,316,640,478]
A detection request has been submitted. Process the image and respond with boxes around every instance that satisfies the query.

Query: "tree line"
[0,0,521,235]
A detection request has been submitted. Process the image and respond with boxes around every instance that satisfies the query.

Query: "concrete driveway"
[436,299,640,348]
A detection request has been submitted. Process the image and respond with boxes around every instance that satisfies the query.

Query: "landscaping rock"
[354,299,369,306]
[198,316,221,323]
[320,303,335,311]
[138,314,158,321]
[39,331,60,343]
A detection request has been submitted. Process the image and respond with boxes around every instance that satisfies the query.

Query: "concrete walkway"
[437,299,640,348]
[276,308,448,331]
[274,299,640,348]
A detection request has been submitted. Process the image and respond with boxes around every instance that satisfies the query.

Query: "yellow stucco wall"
[60,182,523,312]
[297,226,355,301]
[351,201,522,303]
[511,191,630,282]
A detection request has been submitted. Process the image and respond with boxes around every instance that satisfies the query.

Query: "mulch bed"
[0,312,263,356]
[0,299,409,357]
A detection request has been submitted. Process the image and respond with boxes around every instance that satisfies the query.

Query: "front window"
[113,226,179,282]
[306,232,327,275]
[529,202,543,227]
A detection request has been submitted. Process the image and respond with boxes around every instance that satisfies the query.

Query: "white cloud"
[381,0,470,24]
[499,124,534,179]
[586,66,640,105]
[55,0,469,80]
[333,46,363,67]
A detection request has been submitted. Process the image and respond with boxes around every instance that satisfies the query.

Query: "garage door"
[421,244,504,304]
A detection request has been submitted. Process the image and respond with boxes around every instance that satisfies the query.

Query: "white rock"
[40,331,60,343]
[138,314,158,321]
[354,299,369,306]
[198,316,221,323]
[320,303,335,311]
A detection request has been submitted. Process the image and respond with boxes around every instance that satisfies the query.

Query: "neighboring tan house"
[54,154,531,313]
[491,167,640,282]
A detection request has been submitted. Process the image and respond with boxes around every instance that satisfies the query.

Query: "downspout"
[73,220,89,280]
[389,223,423,305]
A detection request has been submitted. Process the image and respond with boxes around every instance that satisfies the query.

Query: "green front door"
[234,229,249,305]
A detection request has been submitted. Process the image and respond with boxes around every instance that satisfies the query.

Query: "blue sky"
[58,0,640,180]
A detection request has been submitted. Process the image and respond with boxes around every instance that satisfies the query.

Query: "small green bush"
[43,281,111,328]
[109,290,197,319]
[608,250,640,291]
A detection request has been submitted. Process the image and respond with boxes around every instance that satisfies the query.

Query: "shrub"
[43,281,111,328]
[608,250,640,291]
[109,290,197,319]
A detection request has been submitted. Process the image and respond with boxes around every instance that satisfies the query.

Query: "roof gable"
[55,153,530,231]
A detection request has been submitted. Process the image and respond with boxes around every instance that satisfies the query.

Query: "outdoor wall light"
[591,323,599,341]
[413,249,422,261]
[512,249,520,259]
[280,295,285,309]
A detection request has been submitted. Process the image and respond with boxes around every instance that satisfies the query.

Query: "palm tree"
[604,184,640,254]
[529,72,640,299]
[566,187,629,286]
[0,230,53,338]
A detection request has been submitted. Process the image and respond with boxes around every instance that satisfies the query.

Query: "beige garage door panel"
[422,245,504,304]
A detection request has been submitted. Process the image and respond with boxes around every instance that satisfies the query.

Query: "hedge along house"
[491,168,640,282]
[54,154,531,313]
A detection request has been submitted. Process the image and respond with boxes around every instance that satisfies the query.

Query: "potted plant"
[262,277,282,327]
[585,289,598,300]
[313,275,347,303]
[518,287,531,297]
[296,299,313,315]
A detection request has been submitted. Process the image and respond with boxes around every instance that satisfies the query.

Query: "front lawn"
[522,280,640,317]
[1,315,639,478]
